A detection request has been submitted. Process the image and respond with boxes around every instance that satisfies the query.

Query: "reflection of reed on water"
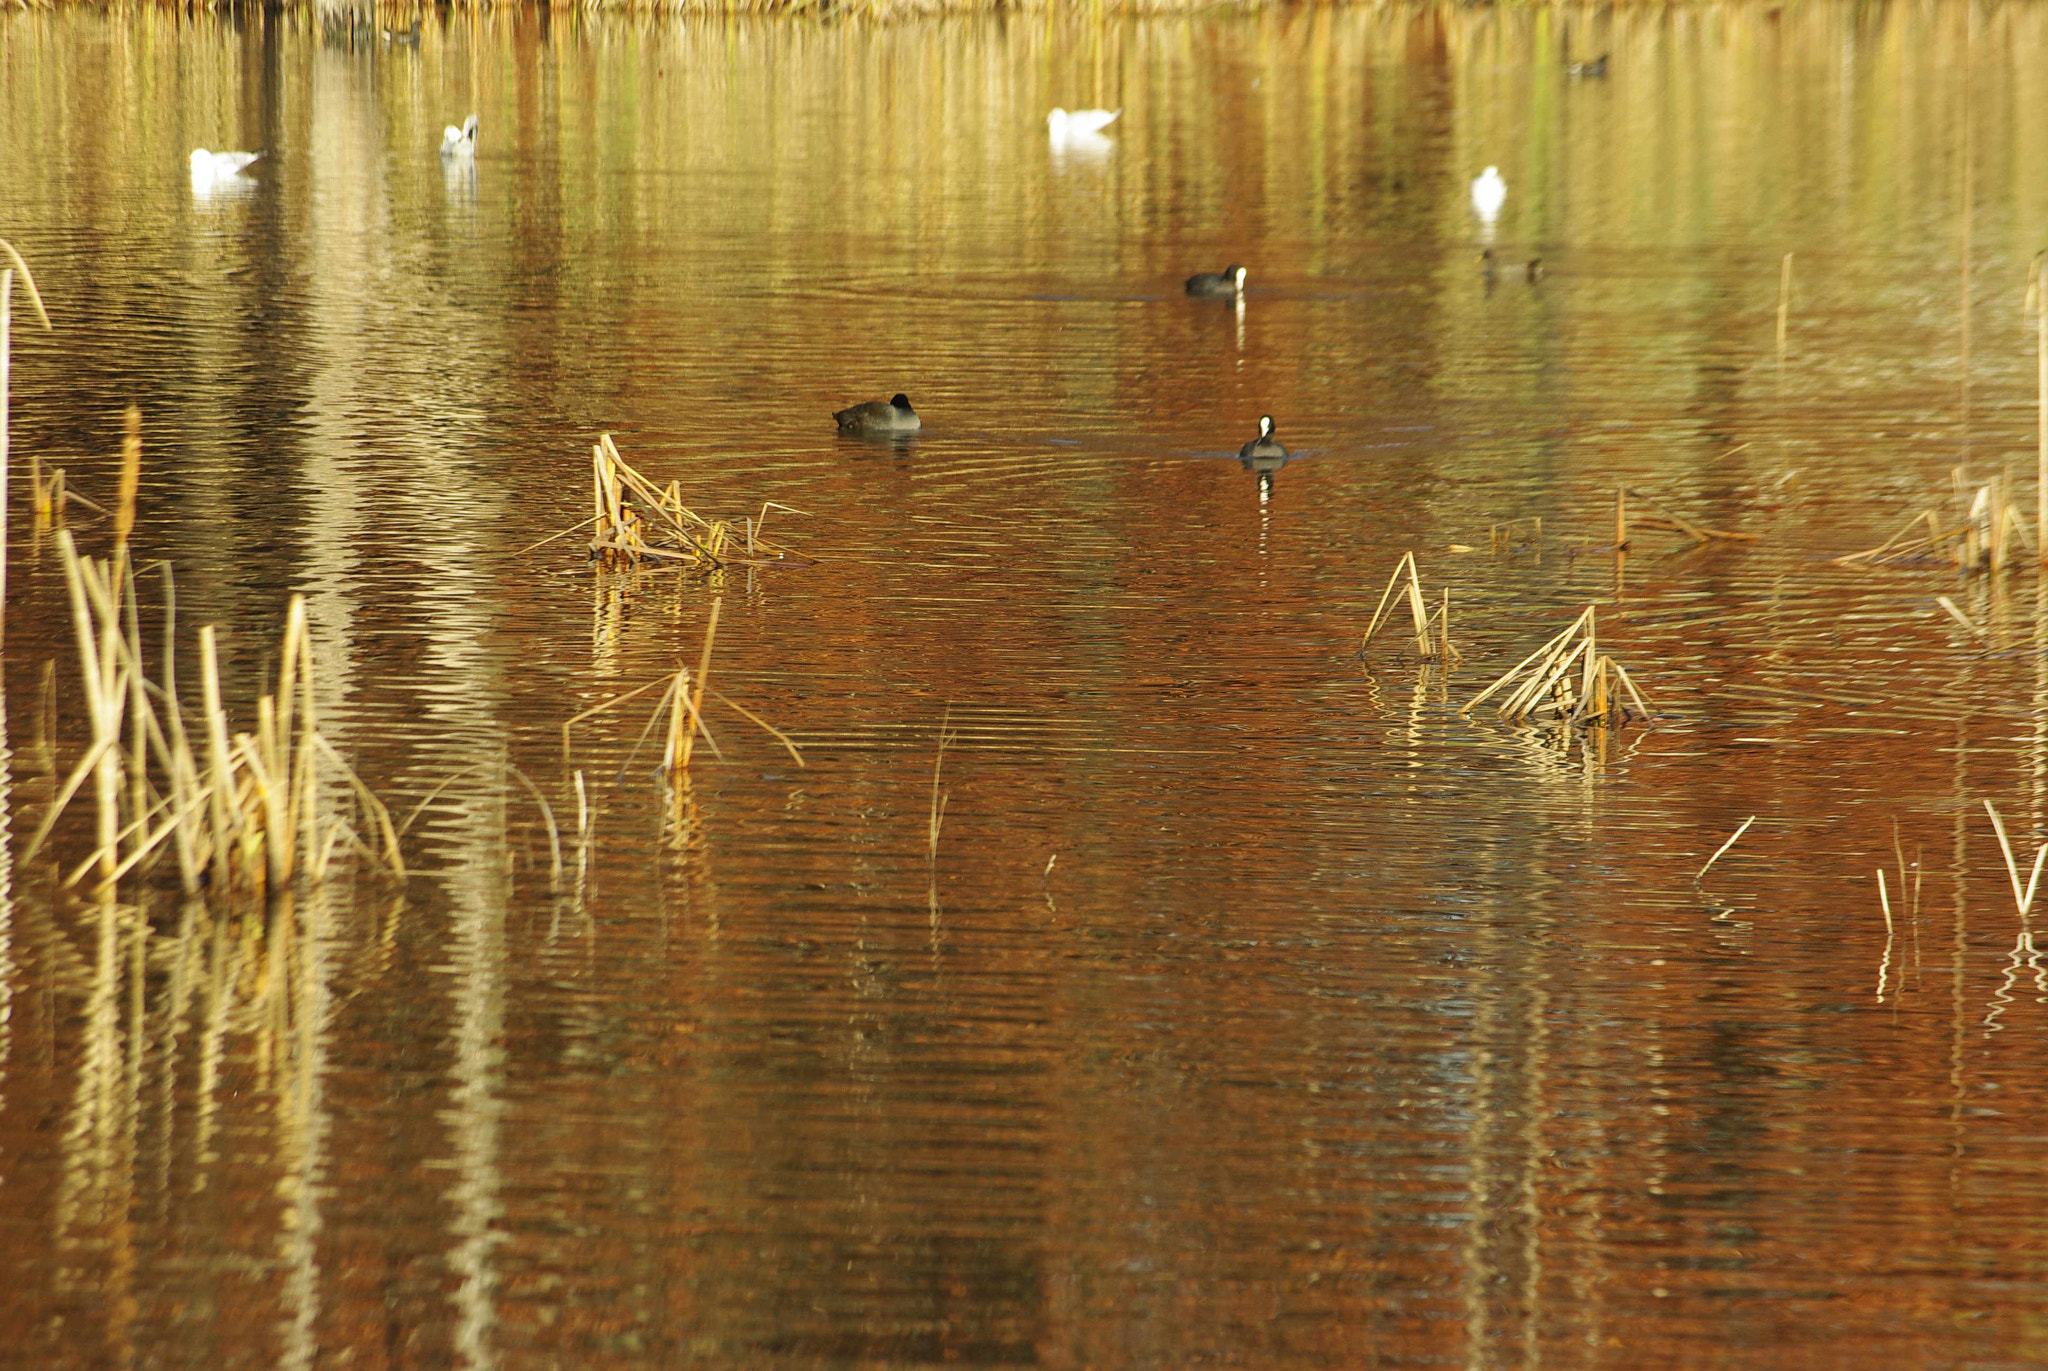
[40,880,375,1367]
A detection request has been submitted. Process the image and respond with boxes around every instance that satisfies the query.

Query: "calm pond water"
[8,2,2048,1366]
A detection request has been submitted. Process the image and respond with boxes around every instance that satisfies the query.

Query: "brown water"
[7,3,2048,1366]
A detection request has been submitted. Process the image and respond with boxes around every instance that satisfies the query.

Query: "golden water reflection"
[10,3,2048,1368]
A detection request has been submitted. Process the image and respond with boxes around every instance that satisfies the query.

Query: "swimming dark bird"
[1238,415,1287,463]
[1186,265,1247,298]
[1567,54,1609,78]
[1525,258,1545,283]
[834,393,921,435]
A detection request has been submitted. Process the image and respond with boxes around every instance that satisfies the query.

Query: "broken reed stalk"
[1362,552,1461,663]
[26,532,403,895]
[1463,604,1654,727]
[1982,800,2047,917]
[1617,488,1758,547]
[1695,814,1757,883]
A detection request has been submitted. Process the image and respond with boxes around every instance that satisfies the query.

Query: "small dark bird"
[381,18,421,46]
[1567,54,1609,78]
[1525,258,1545,283]
[1186,265,1248,298]
[1238,415,1287,463]
[1481,248,1498,284]
[834,393,921,435]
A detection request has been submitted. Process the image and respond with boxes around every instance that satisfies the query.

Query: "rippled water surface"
[9,3,2048,1366]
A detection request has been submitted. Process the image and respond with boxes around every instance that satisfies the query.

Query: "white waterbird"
[1470,166,1506,223]
[1047,107,1121,139]
[441,114,479,156]
[190,148,261,179]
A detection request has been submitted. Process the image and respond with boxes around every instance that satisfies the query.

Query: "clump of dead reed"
[1361,551,1461,664]
[1836,467,2033,572]
[23,520,404,897]
[1463,604,1654,726]
[585,432,799,570]
[561,596,804,843]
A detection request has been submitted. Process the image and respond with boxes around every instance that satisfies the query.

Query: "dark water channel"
[8,3,2048,1366]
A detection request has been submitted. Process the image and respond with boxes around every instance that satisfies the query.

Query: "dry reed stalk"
[114,405,140,548]
[1983,800,2047,917]
[1695,814,1757,883]
[1894,819,1924,984]
[1613,488,1628,551]
[1776,252,1793,354]
[1362,552,1461,662]
[679,596,720,771]
[1875,868,1895,1001]
[506,766,564,892]
[1463,604,1654,726]
[928,709,954,862]
[1620,487,1758,545]
[0,245,53,655]
[1935,595,1986,638]
[26,455,68,527]
[2,268,9,654]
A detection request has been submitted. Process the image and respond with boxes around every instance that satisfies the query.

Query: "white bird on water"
[190,148,260,181]
[1046,107,1120,156]
[441,114,479,156]
[1048,107,1120,138]
[1470,165,1506,223]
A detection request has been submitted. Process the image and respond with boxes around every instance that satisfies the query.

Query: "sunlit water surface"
[6,4,2048,1367]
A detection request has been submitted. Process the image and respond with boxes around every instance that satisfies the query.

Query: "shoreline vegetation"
[48,0,1682,21]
